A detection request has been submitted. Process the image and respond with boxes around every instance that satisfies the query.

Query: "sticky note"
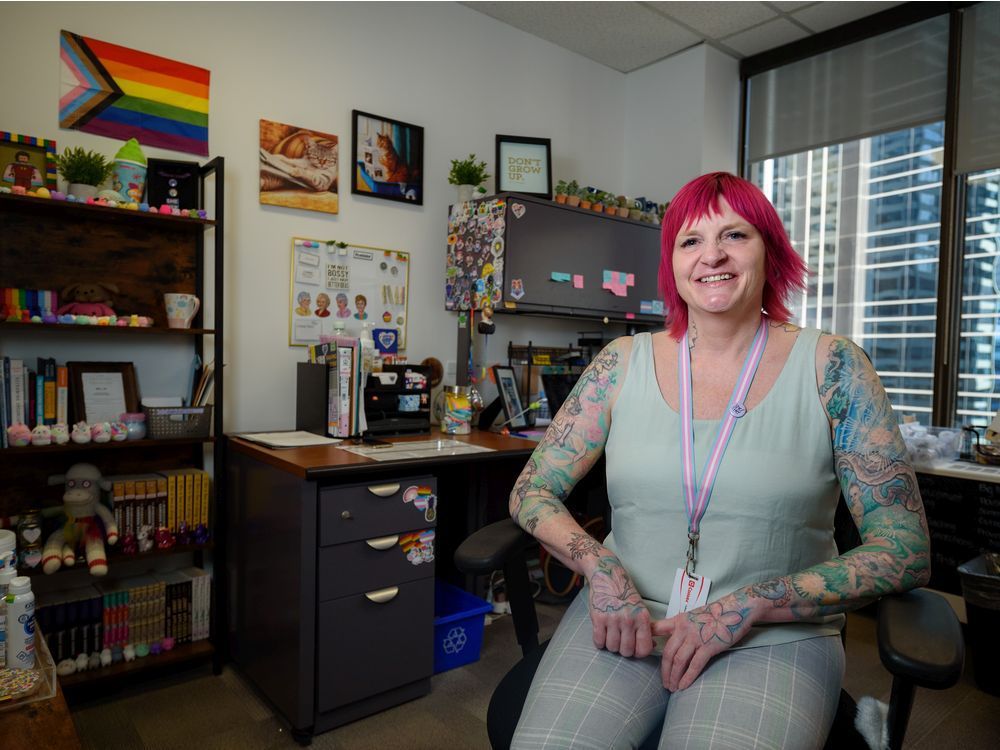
[602,270,635,297]
[550,272,572,283]
[573,275,584,289]
[626,313,635,320]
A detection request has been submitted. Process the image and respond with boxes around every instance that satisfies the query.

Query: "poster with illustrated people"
[289,237,410,348]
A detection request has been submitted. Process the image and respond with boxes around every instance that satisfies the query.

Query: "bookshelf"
[0,159,225,698]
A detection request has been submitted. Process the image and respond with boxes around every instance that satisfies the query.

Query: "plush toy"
[56,282,118,317]
[91,422,111,443]
[30,425,51,446]
[51,423,70,445]
[71,421,91,444]
[6,424,31,447]
[43,463,118,576]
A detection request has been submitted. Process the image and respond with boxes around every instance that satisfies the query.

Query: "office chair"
[455,516,965,750]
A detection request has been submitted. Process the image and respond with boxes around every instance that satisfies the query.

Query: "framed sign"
[495,135,551,199]
[1,131,57,192]
[493,365,528,430]
[351,110,424,205]
[67,361,139,424]
[147,158,201,211]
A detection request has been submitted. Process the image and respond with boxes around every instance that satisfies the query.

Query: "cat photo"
[351,110,424,205]
[259,119,339,214]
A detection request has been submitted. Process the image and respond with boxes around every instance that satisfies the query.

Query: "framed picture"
[495,135,551,199]
[493,365,528,430]
[147,158,201,211]
[260,119,339,214]
[0,131,57,192]
[351,110,424,205]
[67,361,140,424]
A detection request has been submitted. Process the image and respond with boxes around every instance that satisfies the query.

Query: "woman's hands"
[587,555,655,659]
[651,592,756,692]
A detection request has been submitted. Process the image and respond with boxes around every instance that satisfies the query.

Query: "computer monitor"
[541,372,581,419]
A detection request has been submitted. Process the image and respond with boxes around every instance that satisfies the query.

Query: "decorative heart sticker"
[22,528,41,544]
[511,202,526,219]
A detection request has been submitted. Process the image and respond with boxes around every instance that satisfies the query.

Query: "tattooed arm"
[510,338,653,658]
[653,335,930,691]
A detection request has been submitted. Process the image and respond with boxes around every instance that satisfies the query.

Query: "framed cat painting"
[260,119,339,214]
[352,110,424,205]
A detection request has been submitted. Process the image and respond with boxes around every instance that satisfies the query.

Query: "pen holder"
[144,405,212,440]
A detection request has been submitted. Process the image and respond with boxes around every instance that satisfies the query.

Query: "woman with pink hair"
[509,172,929,748]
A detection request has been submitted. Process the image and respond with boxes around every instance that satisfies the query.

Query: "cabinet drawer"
[319,477,437,546]
[318,529,435,601]
[317,577,433,711]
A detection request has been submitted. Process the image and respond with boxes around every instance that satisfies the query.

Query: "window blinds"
[956,3,1000,174]
[746,15,949,163]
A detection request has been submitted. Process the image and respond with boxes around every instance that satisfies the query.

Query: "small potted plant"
[55,147,115,201]
[449,154,490,203]
[578,187,593,211]
[565,180,581,208]
[616,195,630,219]
[554,180,568,204]
[592,191,606,214]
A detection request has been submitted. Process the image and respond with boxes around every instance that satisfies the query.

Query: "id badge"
[665,568,712,618]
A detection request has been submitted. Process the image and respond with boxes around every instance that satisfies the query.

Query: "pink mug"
[164,293,200,328]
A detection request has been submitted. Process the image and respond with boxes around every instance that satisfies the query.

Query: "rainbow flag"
[59,30,210,156]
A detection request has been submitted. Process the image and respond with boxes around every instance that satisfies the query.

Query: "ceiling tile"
[648,1,777,39]
[466,2,701,72]
[791,1,903,33]
[767,1,816,11]
[721,16,810,56]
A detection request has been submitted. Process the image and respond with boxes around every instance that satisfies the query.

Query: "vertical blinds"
[956,3,1000,174]
[746,15,949,163]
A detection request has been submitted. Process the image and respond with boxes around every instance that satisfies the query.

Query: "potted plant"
[448,154,490,203]
[629,198,644,221]
[565,180,581,208]
[55,147,115,200]
[616,195,631,219]
[579,187,593,211]
[592,191,606,213]
[554,180,568,204]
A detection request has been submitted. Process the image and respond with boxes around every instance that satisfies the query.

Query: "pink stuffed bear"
[43,463,118,576]
[56,282,118,317]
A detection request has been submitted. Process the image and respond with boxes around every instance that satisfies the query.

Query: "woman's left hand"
[650,592,756,692]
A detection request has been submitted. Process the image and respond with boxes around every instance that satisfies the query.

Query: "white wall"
[3,3,739,432]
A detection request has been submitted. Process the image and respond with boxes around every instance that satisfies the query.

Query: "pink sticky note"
[625,313,635,320]
[573,275,584,289]
[626,274,635,286]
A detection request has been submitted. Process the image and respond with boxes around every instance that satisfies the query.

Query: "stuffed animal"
[6,424,30,447]
[71,422,91,444]
[30,425,52,446]
[51,423,70,445]
[90,422,111,443]
[56,282,118,317]
[43,463,118,576]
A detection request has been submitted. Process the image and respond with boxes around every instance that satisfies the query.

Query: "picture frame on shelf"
[67,361,140,424]
[147,158,201,211]
[495,134,551,199]
[492,365,528,430]
[351,110,424,205]
[0,131,57,192]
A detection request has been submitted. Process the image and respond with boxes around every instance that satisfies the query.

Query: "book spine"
[30,370,40,428]
[41,357,56,424]
[56,365,68,424]
[337,346,352,437]
[201,470,210,529]
[0,357,8,448]
[9,359,23,425]
[184,471,194,531]
[192,471,202,530]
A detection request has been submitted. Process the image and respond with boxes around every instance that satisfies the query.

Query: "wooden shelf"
[0,321,216,336]
[23,542,213,578]
[0,437,214,457]
[59,640,214,693]
[0,191,215,227]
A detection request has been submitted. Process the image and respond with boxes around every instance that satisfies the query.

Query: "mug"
[164,293,200,328]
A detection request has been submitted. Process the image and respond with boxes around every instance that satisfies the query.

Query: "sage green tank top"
[605,328,844,649]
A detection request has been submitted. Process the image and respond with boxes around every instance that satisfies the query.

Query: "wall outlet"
[445,360,456,378]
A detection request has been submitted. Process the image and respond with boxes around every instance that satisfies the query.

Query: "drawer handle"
[366,535,399,550]
[367,483,400,497]
[364,586,399,604]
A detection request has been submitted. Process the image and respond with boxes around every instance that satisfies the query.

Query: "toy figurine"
[30,424,51,446]
[71,421,91,444]
[123,644,136,662]
[91,422,111,443]
[478,304,496,334]
[56,659,77,676]
[110,421,128,441]
[42,463,119,576]
[6,424,31,447]
[51,423,70,445]
[155,527,176,550]
[175,519,191,546]
[137,523,154,553]
[56,282,118,317]
[100,648,112,667]
[161,637,175,652]
[75,653,89,672]
[193,524,210,545]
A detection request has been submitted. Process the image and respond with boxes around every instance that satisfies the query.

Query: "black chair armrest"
[877,588,965,690]
[455,518,534,574]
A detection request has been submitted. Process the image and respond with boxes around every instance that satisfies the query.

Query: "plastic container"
[433,580,492,674]
[121,412,147,440]
[5,575,35,669]
[958,555,1000,695]
[899,424,960,465]
[0,568,16,669]
[0,530,15,577]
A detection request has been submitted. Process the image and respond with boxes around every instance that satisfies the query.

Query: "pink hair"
[658,172,807,340]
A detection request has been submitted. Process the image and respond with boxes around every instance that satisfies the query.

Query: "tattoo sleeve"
[743,336,931,623]
[509,339,627,576]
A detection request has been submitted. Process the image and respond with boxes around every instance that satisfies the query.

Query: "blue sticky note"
[550,272,572,283]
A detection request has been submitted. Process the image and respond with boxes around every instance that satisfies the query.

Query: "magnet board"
[289,237,410,347]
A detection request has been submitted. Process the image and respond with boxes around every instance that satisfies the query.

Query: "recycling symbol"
[442,626,468,655]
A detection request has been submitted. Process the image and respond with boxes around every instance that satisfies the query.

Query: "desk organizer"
[0,629,56,712]
[144,405,212,440]
[433,581,491,674]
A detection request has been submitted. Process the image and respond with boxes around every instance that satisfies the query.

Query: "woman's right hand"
[587,556,654,658]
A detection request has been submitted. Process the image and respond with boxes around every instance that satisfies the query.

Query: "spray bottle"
[0,567,17,668]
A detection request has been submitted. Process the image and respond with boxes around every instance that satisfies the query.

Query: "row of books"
[106,468,211,537]
[36,567,211,664]
[0,356,67,446]
[307,337,364,437]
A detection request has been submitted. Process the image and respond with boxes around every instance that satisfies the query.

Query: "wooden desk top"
[2,684,81,750]
[227,430,538,480]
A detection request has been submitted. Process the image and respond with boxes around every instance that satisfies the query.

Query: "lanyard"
[678,316,768,574]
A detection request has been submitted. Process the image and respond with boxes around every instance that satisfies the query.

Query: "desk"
[225,431,535,744]
[2,684,81,750]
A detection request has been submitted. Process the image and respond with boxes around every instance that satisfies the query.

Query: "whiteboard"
[289,237,410,348]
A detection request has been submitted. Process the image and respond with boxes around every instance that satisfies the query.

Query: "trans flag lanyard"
[667,316,768,616]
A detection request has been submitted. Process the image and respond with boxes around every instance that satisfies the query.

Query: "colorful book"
[56,365,68,424]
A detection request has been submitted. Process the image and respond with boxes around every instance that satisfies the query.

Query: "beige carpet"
[72,606,1000,749]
